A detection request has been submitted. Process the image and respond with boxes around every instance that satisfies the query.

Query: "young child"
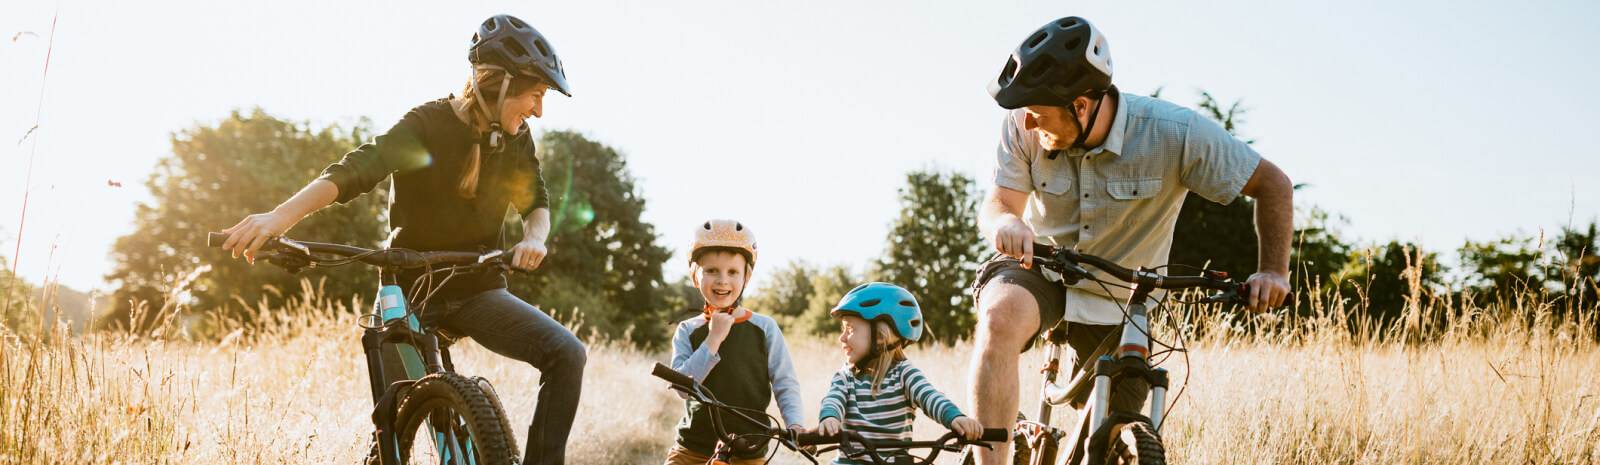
[665,219,806,465]
[815,282,982,464]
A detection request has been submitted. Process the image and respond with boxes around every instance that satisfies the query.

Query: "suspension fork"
[1091,274,1157,435]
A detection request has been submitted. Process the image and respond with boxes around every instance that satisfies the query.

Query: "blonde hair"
[456,68,542,198]
[860,321,907,395]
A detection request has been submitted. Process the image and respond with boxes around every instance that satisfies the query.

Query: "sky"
[2,0,1598,294]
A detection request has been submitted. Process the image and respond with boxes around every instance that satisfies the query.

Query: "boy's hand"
[951,416,983,440]
[815,417,841,437]
[705,310,735,354]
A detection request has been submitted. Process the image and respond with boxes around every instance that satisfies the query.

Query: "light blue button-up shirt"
[992,91,1260,324]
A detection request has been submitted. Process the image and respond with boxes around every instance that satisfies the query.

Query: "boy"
[665,219,806,465]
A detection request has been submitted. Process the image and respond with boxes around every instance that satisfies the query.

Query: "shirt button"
[1083,193,1089,198]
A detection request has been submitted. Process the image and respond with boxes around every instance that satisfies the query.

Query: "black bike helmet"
[988,16,1112,110]
[469,14,571,97]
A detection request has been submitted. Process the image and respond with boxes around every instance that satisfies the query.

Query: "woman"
[221,14,584,465]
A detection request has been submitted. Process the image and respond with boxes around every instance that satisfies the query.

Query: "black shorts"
[973,253,1147,411]
[972,253,1067,351]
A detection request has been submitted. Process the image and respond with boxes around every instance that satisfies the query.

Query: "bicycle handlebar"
[206,232,531,273]
[650,363,1002,465]
[1029,243,1294,307]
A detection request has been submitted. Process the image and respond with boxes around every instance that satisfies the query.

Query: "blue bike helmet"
[830,282,923,342]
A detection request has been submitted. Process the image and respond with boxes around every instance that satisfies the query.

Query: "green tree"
[1291,205,1353,300]
[103,109,384,334]
[1457,234,1547,307]
[505,130,673,347]
[0,250,39,336]
[1550,221,1600,314]
[745,259,818,331]
[800,264,859,338]
[1337,241,1444,330]
[873,169,985,343]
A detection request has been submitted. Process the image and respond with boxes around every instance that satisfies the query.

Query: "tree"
[103,109,385,333]
[801,264,859,338]
[504,130,673,347]
[1457,234,1546,306]
[0,250,39,336]
[873,169,985,343]
[745,259,817,331]
[1550,221,1600,314]
[1336,241,1444,330]
[1290,205,1353,303]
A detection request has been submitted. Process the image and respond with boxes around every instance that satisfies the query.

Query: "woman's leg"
[442,289,587,465]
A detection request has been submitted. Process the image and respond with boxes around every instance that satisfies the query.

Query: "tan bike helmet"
[688,219,758,267]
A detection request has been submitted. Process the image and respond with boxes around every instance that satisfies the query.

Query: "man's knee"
[974,283,1040,350]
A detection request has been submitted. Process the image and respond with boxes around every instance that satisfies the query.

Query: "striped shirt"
[818,358,964,464]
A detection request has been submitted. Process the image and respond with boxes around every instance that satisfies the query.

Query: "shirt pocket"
[1030,162,1072,196]
[1105,177,1162,200]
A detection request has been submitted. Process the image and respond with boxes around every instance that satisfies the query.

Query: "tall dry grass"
[3,274,1598,464]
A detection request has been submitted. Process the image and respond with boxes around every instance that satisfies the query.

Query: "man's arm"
[1237,158,1293,310]
[980,186,1038,265]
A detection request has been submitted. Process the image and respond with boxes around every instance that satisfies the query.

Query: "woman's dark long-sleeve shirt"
[317,97,549,299]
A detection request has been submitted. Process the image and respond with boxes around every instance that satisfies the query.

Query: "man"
[967,16,1293,464]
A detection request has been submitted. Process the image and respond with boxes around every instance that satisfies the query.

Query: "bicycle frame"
[366,268,476,464]
[1029,276,1172,464]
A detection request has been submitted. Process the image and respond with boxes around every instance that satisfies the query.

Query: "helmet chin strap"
[469,64,515,152]
[1065,93,1105,151]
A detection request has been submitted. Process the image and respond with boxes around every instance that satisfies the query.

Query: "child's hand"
[951,416,983,441]
[706,310,735,353]
[815,417,841,437]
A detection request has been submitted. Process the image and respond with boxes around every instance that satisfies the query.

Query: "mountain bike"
[651,363,1008,465]
[959,244,1292,465]
[207,232,527,465]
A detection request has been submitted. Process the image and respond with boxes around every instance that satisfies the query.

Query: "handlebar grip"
[651,363,697,388]
[980,428,1009,442]
[1240,284,1297,308]
[208,232,230,248]
[795,431,834,447]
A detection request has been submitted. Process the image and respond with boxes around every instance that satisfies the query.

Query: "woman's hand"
[951,416,983,440]
[222,211,296,263]
[815,417,841,437]
[509,239,548,270]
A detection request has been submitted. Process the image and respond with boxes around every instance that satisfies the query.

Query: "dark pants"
[422,289,587,465]
[973,254,1148,415]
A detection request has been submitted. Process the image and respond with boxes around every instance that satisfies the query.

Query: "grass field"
[3,282,1598,464]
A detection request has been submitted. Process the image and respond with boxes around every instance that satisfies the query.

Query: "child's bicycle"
[207,232,528,465]
[959,244,1293,465]
[651,363,1009,465]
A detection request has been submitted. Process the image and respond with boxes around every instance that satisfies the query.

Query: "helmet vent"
[899,300,915,307]
[910,319,921,327]
[508,16,528,29]
[501,37,530,58]
[1056,18,1078,28]
[735,222,744,231]
[533,39,550,57]
[1026,32,1048,49]
[482,18,498,31]
[860,299,882,308]
[703,221,713,230]
[1025,56,1056,82]
[1064,37,1082,52]
[999,58,1019,85]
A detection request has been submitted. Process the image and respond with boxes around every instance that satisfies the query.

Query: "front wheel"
[1103,421,1165,465]
[392,372,515,464]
